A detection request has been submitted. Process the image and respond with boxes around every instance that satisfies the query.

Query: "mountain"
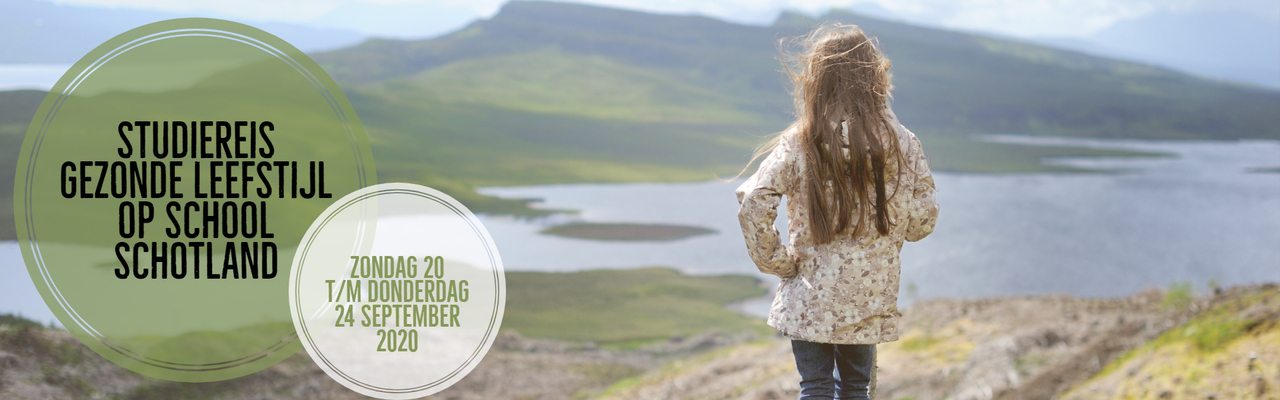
[316,1,1280,141]
[1032,10,1280,90]
[1089,10,1280,90]
[824,5,1280,91]
[0,0,367,62]
[3,1,1279,237]
[305,1,1280,201]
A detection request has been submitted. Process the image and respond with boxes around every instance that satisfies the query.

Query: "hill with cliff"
[3,1,1278,240]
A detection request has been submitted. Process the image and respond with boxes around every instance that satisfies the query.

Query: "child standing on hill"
[736,24,938,400]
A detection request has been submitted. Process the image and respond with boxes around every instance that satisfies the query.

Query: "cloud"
[553,0,1269,38]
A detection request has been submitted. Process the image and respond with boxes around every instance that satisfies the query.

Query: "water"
[4,137,1278,321]
[474,137,1280,312]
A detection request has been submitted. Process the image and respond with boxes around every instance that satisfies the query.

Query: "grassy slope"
[0,90,43,242]
[5,2,1278,238]
[351,90,762,186]
[1061,286,1280,399]
[0,268,768,398]
[316,2,1280,141]
[315,1,792,199]
[6,284,1275,399]
[309,1,1275,202]
[593,285,1280,400]
[392,48,764,124]
[503,268,769,347]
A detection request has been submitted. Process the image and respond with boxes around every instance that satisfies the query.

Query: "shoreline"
[3,242,1274,330]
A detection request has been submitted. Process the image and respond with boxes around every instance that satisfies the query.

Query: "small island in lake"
[540,222,717,241]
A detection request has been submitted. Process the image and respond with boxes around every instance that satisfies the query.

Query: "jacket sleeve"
[736,135,798,278]
[901,127,938,242]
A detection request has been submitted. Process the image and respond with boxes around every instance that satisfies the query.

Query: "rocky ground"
[1,285,1275,400]
[597,285,1278,400]
[0,322,755,399]
[1060,285,1280,400]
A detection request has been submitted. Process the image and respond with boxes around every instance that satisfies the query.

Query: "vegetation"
[540,222,717,241]
[0,269,770,398]
[308,1,1280,188]
[1156,287,1273,353]
[888,320,975,366]
[0,317,82,366]
[917,133,1168,173]
[0,90,40,242]
[503,268,770,347]
[0,313,45,330]
[2,1,1275,240]
[1064,286,1280,399]
[319,2,1280,141]
[1161,281,1195,310]
[596,340,782,398]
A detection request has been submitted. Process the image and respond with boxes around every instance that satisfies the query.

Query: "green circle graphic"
[14,18,377,382]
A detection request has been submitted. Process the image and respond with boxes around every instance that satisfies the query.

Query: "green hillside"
[0,90,43,242]
[309,0,1278,200]
[383,48,764,124]
[316,1,1280,140]
[4,2,1277,240]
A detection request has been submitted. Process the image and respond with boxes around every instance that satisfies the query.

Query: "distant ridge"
[316,1,785,102]
[316,1,1280,140]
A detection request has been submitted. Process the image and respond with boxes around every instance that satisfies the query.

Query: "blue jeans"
[790,340,875,400]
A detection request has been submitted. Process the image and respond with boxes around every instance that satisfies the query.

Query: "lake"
[3,136,1278,322]
[473,136,1280,312]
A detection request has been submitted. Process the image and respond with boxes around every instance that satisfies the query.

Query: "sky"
[44,0,1280,41]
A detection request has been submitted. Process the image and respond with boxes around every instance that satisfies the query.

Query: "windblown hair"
[770,23,905,244]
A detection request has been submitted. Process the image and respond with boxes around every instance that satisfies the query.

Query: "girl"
[736,24,938,400]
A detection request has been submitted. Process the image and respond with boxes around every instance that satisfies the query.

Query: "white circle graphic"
[288,183,505,399]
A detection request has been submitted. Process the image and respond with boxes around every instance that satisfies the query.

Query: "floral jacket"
[736,111,938,344]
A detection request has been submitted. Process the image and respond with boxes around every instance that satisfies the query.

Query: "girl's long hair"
[756,23,906,244]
